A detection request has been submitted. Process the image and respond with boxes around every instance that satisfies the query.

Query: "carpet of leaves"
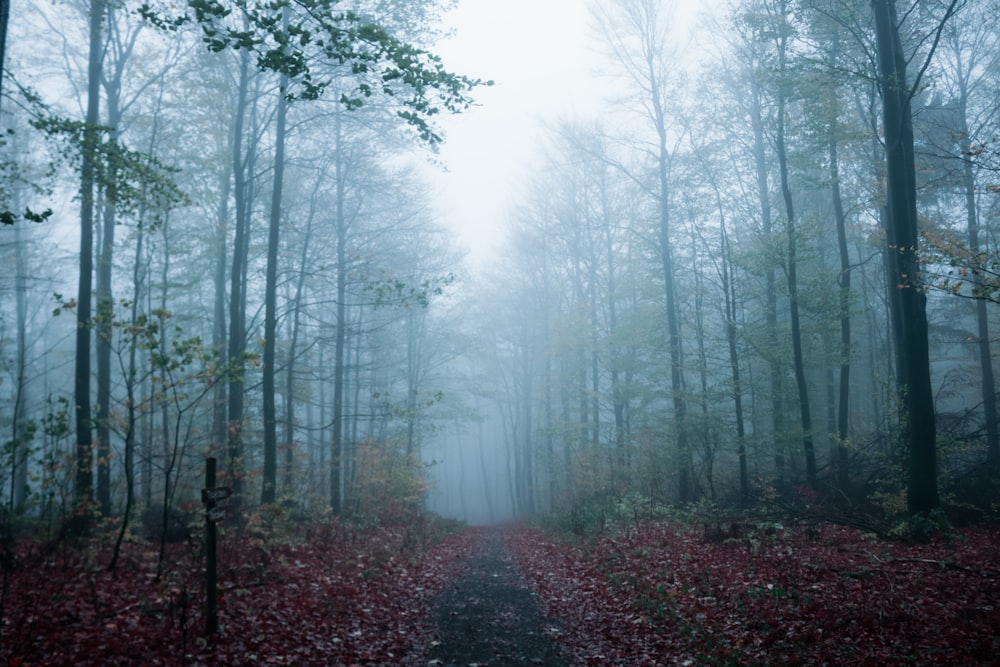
[506,522,1000,666]
[0,519,479,666]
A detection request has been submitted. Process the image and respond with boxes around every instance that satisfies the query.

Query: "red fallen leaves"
[7,521,997,666]
[506,522,1000,666]
[0,522,481,666]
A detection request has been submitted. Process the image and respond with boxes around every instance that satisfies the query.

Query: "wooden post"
[205,457,218,634]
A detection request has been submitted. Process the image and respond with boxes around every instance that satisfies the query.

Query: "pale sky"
[424,0,602,266]
[423,0,716,267]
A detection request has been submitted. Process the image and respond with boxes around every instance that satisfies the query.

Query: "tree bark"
[227,49,253,506]
[955,97,999,462]
[95,13,128,515]
[330,116,347,514]
[871,0,940,514]
[772,9,816,487]
[829,89,852,489]
[74,0,106,525]
[262,60,289,505]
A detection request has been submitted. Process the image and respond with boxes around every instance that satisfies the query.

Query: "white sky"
[423,0,601,266]
[423,0,716,267]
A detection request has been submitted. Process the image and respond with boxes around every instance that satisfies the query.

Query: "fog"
[2,0,998,532]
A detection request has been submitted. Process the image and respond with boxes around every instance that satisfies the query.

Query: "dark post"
[205,457,218,634]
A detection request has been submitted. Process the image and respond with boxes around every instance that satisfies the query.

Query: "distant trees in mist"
[1,0,999,540]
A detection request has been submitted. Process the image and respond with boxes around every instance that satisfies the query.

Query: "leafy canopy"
[138,0,490,144]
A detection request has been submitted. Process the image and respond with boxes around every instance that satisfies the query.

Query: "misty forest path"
[426,526,571,667]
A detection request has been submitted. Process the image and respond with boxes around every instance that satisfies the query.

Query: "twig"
[868,552,999,577]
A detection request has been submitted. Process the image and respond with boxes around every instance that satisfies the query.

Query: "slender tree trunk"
[522,352,535,515]
[602,181,626,480]
[11,218,29,514]
[406,309,419,457]
[0,0,8,105]
[588,256,600,449]
[282,176,320,496]
[749,74,786,484]
[477,418,495,523]
[227,49,252,505]
[74,0,107,525]
[721,215,748,501]
[541,236,557,507]
[108,198,146,571]
[211,120,232,461]
[330,117,347,514]
[262,62,289,505]
[95,69,123,517]
[647,64,689,501]
[690,220,714,497]
[773,25,816,487]
[955,98,999,462]
[830,98,852,489]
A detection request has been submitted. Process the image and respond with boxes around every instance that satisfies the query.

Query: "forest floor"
[1,516,999,665]
[426,527,569,666]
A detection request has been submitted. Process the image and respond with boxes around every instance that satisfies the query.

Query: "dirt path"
[426,527,570,667]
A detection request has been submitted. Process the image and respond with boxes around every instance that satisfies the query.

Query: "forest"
[1,0,1000,664]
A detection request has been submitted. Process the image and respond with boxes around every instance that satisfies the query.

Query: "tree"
[935,3,1000,462]
[73,0,106,527]
[731,0,790,485]
[226,46,254,509]
[0,0,8,103]
[261,9,290,506]
[871,0,960,515]
[594,0,692,501]
[769,0,817,487]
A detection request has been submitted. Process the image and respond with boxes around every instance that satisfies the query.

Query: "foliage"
[348,438,430,527]
[0,516,475,665]
[509,522,1000,665]
[922,227,1000,303]
[891,507,955,543]
[29,115,188,221]
[364,272,456,308]
[0,207,52,225]
[137,0,489,144]
[0,83,57,226]
[543,490,675,540]
[2,507,999,665]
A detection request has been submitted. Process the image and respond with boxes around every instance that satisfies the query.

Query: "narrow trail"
[427,527,570,667]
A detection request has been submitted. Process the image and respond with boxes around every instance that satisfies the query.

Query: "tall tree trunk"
[602,180,626,480]
[211,117,232,463]
[109,194,146,571]
[262,61,290,505]
[773,21,816,487]
[0,0,8,104]
[647,58,689,502]
[749,73,786,484]
[477,417,495,522]
[96,31,126,516]
[74,0,106,525]
[111,69,164,569]
[721,215,749,501]
[956,98,999,462]
[282,174,321,496]
[522,351,535,515]
[872,0,947,515]
[330,116,347,514]
[11,218,29,514]
[227,49,252,506]
[406,308,420,457]
[691,220,713,497]
[830,92,852,489]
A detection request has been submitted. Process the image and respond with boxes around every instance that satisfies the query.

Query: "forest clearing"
[1,514,997,665]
